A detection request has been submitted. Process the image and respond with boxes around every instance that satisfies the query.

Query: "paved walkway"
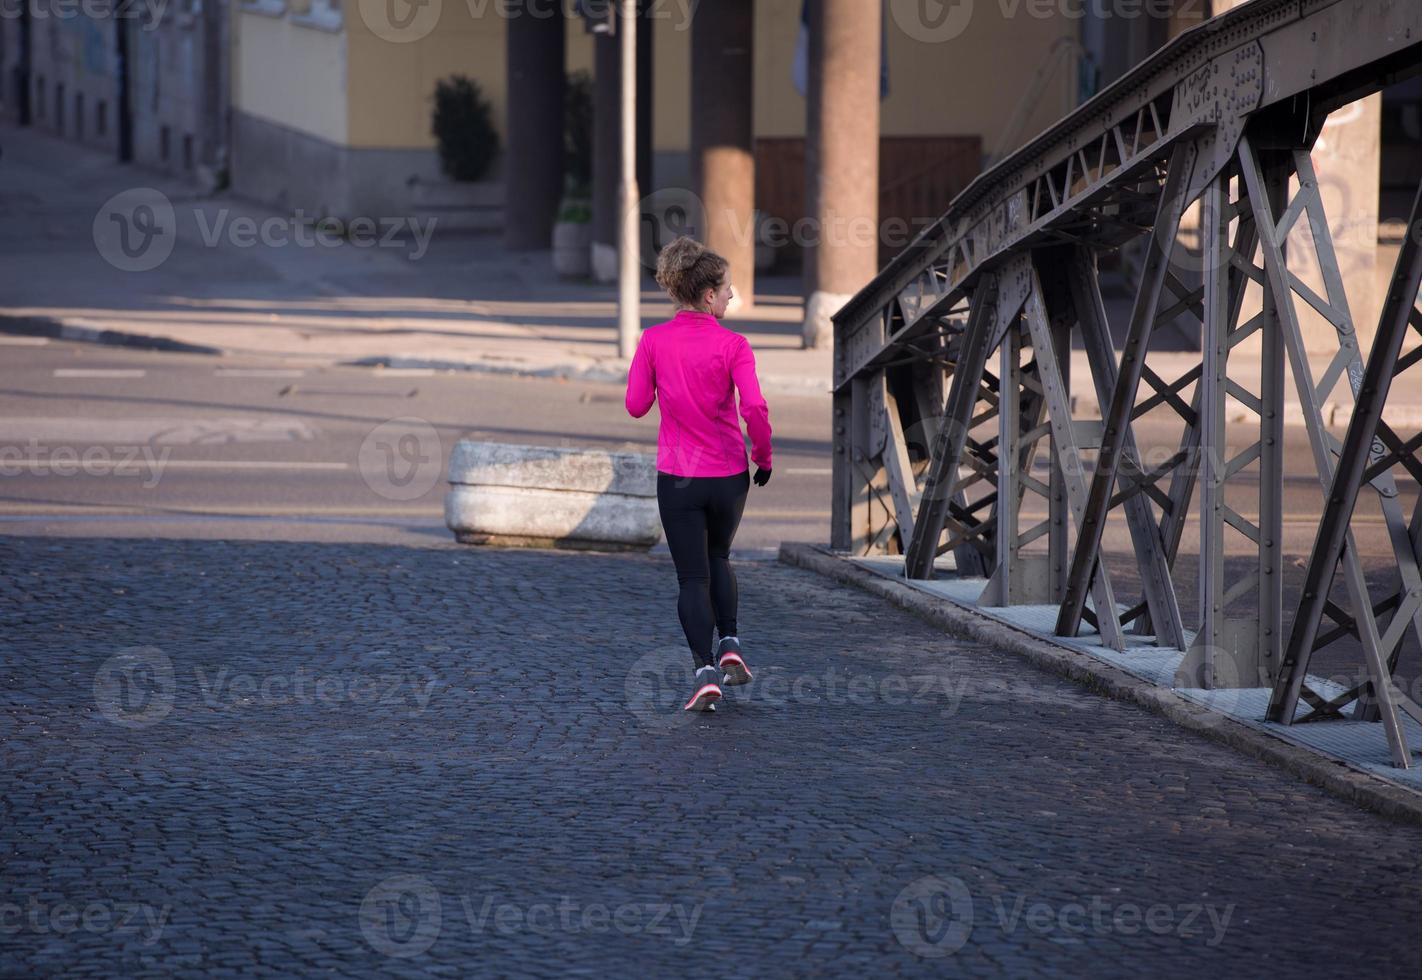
[4,533,1422,975]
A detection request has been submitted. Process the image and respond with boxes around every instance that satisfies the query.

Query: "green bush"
[564,70,594,196]
[431,75,499,182]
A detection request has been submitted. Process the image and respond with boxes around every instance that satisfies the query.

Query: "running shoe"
[716,637,753,686]
[683,665,723,712]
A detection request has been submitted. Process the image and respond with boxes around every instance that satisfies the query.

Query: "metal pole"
[617,0,640,359]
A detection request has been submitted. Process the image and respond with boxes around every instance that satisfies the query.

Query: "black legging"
[657,470,750,668]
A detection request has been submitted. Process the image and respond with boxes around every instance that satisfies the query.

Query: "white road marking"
[214,368,306,378]
[0,417,320,444]
[784,467,834,475]
[374,368,436,377]
[0,336,49,346]
[53,368,146,378]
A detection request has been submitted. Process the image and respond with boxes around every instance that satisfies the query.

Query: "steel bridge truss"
[831,0,1422,767]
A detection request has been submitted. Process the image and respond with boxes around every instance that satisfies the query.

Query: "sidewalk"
[0,124,831,396]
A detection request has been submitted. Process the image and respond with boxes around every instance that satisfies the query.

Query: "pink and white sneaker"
[683,666,723,712]
[716,637,753,686]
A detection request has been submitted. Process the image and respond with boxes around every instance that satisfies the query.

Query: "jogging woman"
[625,235,773,713]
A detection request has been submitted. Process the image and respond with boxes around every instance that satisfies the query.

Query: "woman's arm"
[731,338,772,471]
[625,336,656,418]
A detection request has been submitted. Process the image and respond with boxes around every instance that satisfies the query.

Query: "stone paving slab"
[4,536,1422,976]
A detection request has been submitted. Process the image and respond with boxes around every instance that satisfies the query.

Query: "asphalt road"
[0,336,832,551]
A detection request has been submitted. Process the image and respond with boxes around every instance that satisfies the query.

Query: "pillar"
[504,2,565,250]
[802,0,881,347]
[690,0,754,310]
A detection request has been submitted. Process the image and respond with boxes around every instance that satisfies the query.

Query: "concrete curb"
[0,315,224,356]
[779,542,1422,827]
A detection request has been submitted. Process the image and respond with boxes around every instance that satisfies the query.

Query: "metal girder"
[1235,135,1416,767]
[832,0,1422,390]
[1055,141,1196,644]
[904,275,1001,579]
[1267,176,1422,740]
[830,1,1422,768]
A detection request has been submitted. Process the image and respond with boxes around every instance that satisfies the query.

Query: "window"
[75,92,84,140]
[160,125,170,161]
[96,100,107,137]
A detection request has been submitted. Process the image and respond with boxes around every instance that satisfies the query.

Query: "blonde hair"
[655,236,729,310]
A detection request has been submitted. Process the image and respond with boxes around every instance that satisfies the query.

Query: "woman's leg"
[656,473,716,669]
[705,470,750,640]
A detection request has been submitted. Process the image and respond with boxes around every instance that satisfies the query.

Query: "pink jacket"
[625,310,773,478]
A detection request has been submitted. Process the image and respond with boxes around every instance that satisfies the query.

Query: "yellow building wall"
[748,0,1077,153]
[345,8,593,150]
[235,3,1075,162]
[233,12,349,145]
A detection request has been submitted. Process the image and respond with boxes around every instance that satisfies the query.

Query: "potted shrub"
[552,71,593,279]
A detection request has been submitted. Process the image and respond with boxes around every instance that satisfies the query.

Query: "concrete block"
[444,441,661,550]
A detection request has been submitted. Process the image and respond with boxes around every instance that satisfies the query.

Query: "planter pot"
[444,441,661,551]
[552,221,592,278]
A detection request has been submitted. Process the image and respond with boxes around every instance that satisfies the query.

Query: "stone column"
[592,30,619,279]
[504,2,566,251]
[690,0,754,311]
[802,0,880,348]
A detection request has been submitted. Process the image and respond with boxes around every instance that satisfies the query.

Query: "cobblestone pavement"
[4,535,1422,977]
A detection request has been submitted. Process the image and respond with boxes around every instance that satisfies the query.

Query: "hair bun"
[655,235,729,309]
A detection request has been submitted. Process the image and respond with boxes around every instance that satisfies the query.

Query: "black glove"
[753,466,771,487]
